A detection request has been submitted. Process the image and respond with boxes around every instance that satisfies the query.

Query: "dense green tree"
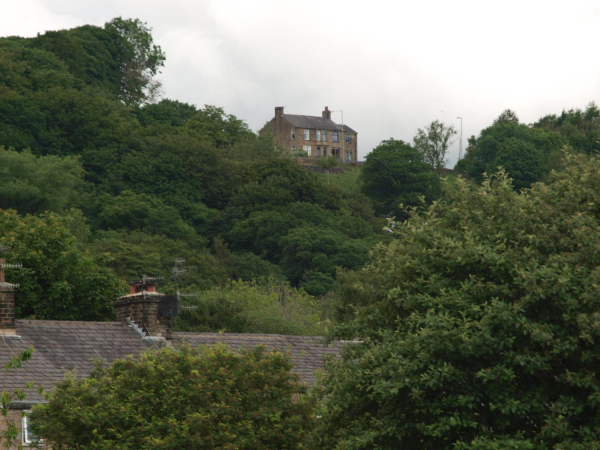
[183,105,254,148]
[94,190,202,244]
[456,110,565,188]
[360,139,441,220]
[90,230,227,291]
[174,280,325,335]
[0,209,124,320]
[31,345,315,449]
[105,17,166,105]
[0,148,83,214]
[135,99,198,127]
[316,154,600,449]
[413,120,457,172]
[533,102,600,154]
[33,24,120,94]
[493,108,519,125]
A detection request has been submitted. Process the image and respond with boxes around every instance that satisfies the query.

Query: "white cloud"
[2,0,599,163]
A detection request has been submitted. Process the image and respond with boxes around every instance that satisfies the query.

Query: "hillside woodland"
[1,19,599,336]
[3,19,600,449]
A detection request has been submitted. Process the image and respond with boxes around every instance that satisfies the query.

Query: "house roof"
[173,332,340,385]
[283,114,357,134]
[0,320,339,402]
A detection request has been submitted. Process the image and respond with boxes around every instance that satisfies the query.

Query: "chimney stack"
[322,106,331,120]
[275,106,284,118]
[114,276,171,338]
[0,251,18,336]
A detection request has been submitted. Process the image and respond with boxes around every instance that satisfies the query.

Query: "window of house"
[348,150,353,161]
[304,129,310,140]
[23,413,42,446]
[317,147,321,157]
[333,132,339,143]
[291,145,296,152]
[346,134,352,144]
[316,130,321,141]
[291,129,295,141]
[303,145,312,155]
[322,147,327,157]
[322,131,327,142]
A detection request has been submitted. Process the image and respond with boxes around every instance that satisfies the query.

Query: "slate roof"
[0,321,339,403]
[173,332,340,385]
[283,114,357,134]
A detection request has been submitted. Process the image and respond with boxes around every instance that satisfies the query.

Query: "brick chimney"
[322,106,331,120]
[0,257,16,336]
[114,276,171,339]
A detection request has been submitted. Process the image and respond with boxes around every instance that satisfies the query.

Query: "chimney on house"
[0,249,19,336]
[114,276,171,339]
[275,106,284,118]
[322,106,331,120]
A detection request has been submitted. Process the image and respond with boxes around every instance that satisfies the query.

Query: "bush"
[32,345,315,449]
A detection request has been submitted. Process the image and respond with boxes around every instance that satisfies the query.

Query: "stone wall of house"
[0,291,16,335]
[114,294,170,338]
[0,409,27,448]
[260,107,358,162]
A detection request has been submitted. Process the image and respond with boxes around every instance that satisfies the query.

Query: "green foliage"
[0,347,34,449]
[174,279,326,335]
[317,156,339,169]
[0,19,380,314]
[456,110,565,189]
[533,101,600,154]
[0,148,84,214]
[94,191,202,244]
[360,138,441,220]
[183,105,254,148]
[105,17,166,105]
[316,154,600,448]
[90,230,227,291]
[31,345,315,449]
[0,209,125,320]
[135,99,198,127]
[413,119,457,172]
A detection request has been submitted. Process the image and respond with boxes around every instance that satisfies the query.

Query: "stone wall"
[0,291,16,335]
[114,294,170,338]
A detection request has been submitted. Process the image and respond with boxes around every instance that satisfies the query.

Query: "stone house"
[0,266,339,447]
[260,106,358,162]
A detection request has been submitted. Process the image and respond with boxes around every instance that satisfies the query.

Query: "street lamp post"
[456,116,463,160]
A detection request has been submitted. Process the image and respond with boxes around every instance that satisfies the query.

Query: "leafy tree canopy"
[174,279,325,335]
[456,110,565,189]
[0,147,83,215]
[413,120,457,172]
[317,153,600,449]
[0,209,124,320]
[31,345,315,449]
[360,139,441,220]
[105,17,166,105]
[533,101,600,154]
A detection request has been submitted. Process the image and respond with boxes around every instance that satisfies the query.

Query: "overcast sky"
[3,0,600,164]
